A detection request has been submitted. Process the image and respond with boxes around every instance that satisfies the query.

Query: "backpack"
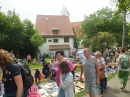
[3,62,33,96]
[27,84,40,97]
[17,62,33,90]
[120,55,130,69]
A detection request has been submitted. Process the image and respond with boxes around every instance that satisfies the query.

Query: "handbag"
[99,69,105,79]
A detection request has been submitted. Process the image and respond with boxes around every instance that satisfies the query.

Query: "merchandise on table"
[38,82,58,97]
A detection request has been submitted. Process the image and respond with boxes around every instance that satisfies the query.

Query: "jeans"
[100,78,106,94]
[3,90,25,97]
[45,70,49,78]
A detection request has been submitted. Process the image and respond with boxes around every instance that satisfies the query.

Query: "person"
[41,55,46,66]
[9,50,16,60]
[42,62,50,78]
[34,69,45,82]
[0,49,25,97]
[50,59,56,80]
[94,51,107,97]
[126,49,130,56]
[27,54,32,65]
[38,53,43,63]
[116,48,130,91]
[80,48,100,97]
[68,52,72,58]
[58,61,74,97]
[55,50,74,87]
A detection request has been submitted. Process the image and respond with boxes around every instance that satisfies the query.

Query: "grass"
[29,64,43,69]
[75,68,81,73]
[29,57,51,69]
[75,90,86,97]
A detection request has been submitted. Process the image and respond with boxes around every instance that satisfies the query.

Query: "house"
[35,15,74,57]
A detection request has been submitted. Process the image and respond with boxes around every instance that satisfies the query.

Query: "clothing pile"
[37,82,58,97]
[74,73,85,94]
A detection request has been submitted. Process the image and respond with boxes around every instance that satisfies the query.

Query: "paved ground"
[83,75,130,97]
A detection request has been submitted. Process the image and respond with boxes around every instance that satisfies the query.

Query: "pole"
[122,11,126,48]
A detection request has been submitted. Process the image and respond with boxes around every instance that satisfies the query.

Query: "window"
[52,28,59,34]
[53,39,58,43]
[64,38,69,43]
[48,40,52,42]
[53,30,59,34]
[44,38,46,43]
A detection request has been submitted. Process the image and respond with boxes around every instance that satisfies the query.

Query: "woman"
[0,49,24,97]
[55,50,74,87]
[58,61,74,97]
[94,51,107,97]
[116,48,130,91]
[27,54,31,65]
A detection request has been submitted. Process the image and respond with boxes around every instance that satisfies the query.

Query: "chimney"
[46,16,48,21]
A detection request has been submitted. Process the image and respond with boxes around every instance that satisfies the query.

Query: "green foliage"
[113,0,130,47]
[73,27,80,49]
[117,0,130,12]
[30,32,44,47]
[80,7,130,48]
[0,10,44,58]
[90,32,116,52]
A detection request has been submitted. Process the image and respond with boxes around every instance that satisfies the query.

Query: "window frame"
[64,37,69,43]
[53,39,58,43]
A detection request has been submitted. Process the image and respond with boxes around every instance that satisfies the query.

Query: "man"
[80,48,100,97]
[116,48,130,91]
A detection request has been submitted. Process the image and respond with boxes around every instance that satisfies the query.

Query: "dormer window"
[52,28,60,34]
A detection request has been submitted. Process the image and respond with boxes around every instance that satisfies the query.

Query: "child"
[58,61,74,97]
[50,59,56,80]
[34,69,45,82]
[42,62,50,78]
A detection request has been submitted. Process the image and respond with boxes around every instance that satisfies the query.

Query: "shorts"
[85,80,99,96]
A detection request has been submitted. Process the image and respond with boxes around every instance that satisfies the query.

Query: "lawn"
[29,57,51,69]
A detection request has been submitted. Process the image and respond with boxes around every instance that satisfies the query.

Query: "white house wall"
[39,37,74,56]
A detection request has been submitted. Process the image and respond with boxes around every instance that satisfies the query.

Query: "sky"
[0,0,115,24]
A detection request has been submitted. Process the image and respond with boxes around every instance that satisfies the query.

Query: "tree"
[30,31,44,47]
[0,10,44,58]
[112,0,130,47]
[0,10,24,52]
[72,27,80,49]
[90,32,116,52]
[21,19,43,57]
[80,7,129,48]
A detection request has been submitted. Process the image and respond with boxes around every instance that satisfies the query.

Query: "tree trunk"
[122,11,126,48]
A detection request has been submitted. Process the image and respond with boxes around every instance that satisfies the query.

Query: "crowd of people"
[0,48,130,97]
[80,48,130,97]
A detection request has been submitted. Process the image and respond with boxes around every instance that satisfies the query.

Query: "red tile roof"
[35,15,74,37]
[71,21,86,38]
